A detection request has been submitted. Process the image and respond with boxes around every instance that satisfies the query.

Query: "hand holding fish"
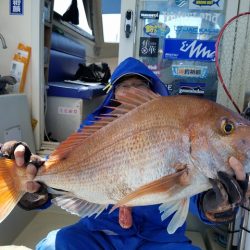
[202,156,249,223]
[14,144,41,193]
[0,141,48,210]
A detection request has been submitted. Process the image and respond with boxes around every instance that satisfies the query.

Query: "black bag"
[74,62,111,84]
[0,75,17,95]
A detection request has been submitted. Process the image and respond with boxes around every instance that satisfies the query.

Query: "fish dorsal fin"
[52,195,108,218]
[49,87,159,161]
[110,168,188,213]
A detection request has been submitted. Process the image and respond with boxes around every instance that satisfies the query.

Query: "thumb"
[14,144,26,167]
[229,157,245,181]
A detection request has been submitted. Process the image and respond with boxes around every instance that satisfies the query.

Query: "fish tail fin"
[216,0,220,6]
[0,158,23,223]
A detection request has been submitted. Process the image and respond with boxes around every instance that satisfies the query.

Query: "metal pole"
[226,221,235,250]
[239,199,250,250]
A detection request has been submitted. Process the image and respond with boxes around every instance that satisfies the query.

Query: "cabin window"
[53,0,93,37]
[102,0,121,43]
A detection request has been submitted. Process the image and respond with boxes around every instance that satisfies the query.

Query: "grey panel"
[0,94,35,152]
[0,94,36,245]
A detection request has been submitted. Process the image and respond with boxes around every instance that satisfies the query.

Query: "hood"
[105,57,169,103]
[110,57,169,95]
[111,58,164,87]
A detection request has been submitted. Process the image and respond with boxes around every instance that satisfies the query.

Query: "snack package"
[10,43,31,93]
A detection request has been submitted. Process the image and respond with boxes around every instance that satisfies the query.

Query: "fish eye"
[221,119,235,135]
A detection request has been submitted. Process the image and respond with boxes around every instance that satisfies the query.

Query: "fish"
[1,88,250,234]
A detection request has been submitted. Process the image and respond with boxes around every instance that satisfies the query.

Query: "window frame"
[53,2,95,41]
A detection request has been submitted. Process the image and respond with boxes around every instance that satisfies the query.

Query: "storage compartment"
[45,82,105,142]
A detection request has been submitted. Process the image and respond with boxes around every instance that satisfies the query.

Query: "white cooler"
[45,82,106,142]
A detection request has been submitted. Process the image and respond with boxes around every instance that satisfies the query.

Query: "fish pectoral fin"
[52,195,108,218]
[110,168,189,213]
[159,198,190,234]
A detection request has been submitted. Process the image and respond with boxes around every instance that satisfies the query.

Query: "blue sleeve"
[78,113,96,131]
[189,194,214,225]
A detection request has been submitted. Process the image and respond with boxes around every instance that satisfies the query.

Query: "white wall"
[0,0,32,98]
[0,2,40,238]
[0,0,42,149]
[118,0,136,63]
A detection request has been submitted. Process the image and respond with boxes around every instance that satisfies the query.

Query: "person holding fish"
[0,57,249,250]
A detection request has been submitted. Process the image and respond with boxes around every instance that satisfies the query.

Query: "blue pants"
[36,200,207,250]
[36,228,201,250]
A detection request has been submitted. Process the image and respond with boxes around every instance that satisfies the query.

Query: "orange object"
[10,43,31,93]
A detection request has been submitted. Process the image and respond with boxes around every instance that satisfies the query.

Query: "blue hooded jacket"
[37,58,205,250]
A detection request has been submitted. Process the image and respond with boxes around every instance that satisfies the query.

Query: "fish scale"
[38,125,191,204]
[37,127,184,201]
[37,98,201,195]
